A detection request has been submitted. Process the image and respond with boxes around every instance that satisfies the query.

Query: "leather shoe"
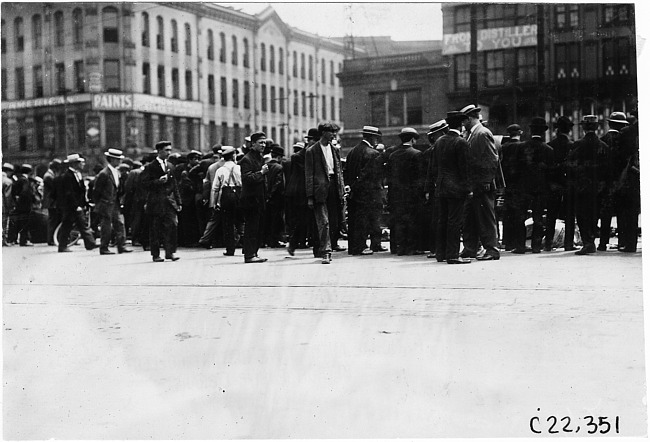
[427,254,437,259]
[20,242,34,247]
[531,249,541,254]
[165,255,180,261]
[58,248,73,253]
[447,257,471,264]
[152,256,164,262]
[543,246,553,252]
[564,246,576,251]
[100,249,116,255]
[118,248,133,254]
[244,256,267,263]
[476,254,499,261]
[223,251,234,256]
[619,248,637,253]
[332,245,346,252]
[354,248,373,256]
[597,244,607,251]
[510,248,526,254]
[198,242,213,249]
[371,246,388,252]
[287,246,295,256]
[575,244,596,255]
[321,252,332,264]
[86,243,98,251]
[459,250,477,259]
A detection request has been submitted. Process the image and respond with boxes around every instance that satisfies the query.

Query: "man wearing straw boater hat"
[344,125,385,256]
[422,119,449,257]
[55,153,98,252]
[93,148,132,255]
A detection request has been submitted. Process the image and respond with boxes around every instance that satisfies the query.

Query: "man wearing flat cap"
[597,111,630,251]
[568,115,610,255]
[545,115,576,251]
[239,131,269,263]
[55,154,98,252]
[344,125,385,255]
[429,111,471,264]
[458,104,501,261]
[305,122,345,263]
[142,141,182,261]
[510,117,554,254]
[93,148,132,255]
[387,127,422,256]
[422,119,449,257]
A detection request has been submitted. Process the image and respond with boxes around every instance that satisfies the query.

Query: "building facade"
[442,3,637,136]
[1,3,350,166]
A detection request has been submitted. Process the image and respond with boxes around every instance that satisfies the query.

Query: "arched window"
[260,43,266,71]
[269,45,275,73]
[184,23,191,55]
[207,29,214,60]
[279,48,284,74]
[54,11,64,46]
[156,16,164,49]
[32,14,42,49]
[103,7,118,43]
[170,20,178,52]
[243,38,249,67]
[231,35,237,65]
[141,12,149,47]
[72,8,83,45]
[219,32,226,62]
[14,17,24,52]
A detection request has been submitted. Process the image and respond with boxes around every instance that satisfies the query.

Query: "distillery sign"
[91,93,203,118]
[442,25,538,55]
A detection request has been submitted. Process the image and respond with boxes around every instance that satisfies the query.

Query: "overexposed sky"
[217,2,444,41]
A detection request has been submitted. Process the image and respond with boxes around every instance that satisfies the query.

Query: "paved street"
[3,242,646,439]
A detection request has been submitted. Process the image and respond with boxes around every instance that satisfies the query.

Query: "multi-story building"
[1,3,352,166]
[442,3,637,136]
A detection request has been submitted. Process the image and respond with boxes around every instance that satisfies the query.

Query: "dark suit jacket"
[12,174,34,213]
[285,149,307,203]
[466,123,499,190]
[55,169,88,215]
[93,166,121,217]
[387,144,421,206]
[568,132,610,195]
[265,159,284,206]
[515,137,554,195]
[431,132,470,199]
[600,130,623,185]
[547,133,573,190]
[239,150,266,209]
[142,159,181,215]
[305,142,345,204]
[344,140,383,205]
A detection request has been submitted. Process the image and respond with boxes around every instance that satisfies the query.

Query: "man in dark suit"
[387,127,422,256]
[568,115,610,255]
[430,111,471,264]
[43,159,63,246]
[285,141,311,256]
[93,148,132,255]
[423,120,449,258]
[545,116,575,251]
[511,117,554,254]
[141,141,182,262]
[344,125,384,256]
[264,143,286,248]
[305,122,345,264]
[10,164,36,246]
[459,104,501,261]
[239,131,269,263]
[54,154,98,252]
[598,111,629,250]
[499,124,523,252]
[614,115,640,252]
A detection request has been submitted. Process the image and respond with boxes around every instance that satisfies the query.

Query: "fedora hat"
[460,104,481,116]
[220,146,236,156]
[305,128,319,140]
[529,117,548,130]
[580,115,599,125]
[361,125,381,136]
[292,141,305,151]
[65,153,85,163]
[270,143,285,156]
[104,148,125,159]
[607,111,629,125]
[427,119,449,135]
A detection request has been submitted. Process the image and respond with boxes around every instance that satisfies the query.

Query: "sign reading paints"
[92,93,133,110]
[442,25,537,55]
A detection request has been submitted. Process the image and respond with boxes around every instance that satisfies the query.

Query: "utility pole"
[537,4,546,116]
[470,4,479,106]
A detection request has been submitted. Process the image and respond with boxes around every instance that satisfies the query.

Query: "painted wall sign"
[442,25,538,55]
[92,93,133,111]
[1,94,91,111]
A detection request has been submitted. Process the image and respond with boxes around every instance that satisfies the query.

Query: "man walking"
[93,148,132,255]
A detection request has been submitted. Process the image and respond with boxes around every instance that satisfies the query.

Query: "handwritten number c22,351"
[547,416,559,434]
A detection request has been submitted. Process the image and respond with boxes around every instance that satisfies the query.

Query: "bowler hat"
[460,104,481,117]
[607,111,629,125]
[399,127,420,140]
[250,132,267,143]
[104,148,125,159]
[132,161,143,168]
[270,144,285,157]
[506,124,522,134]
[65,153,85,163]
[220,146,236,156]
[306,128,319,140]
[427,119,449,135]
[529,117,548,130]
[155,140,172,150]
[580,115,599,125]
[361,125,381,136]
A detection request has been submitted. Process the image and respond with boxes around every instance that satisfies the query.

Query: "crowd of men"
[2,104,640,264]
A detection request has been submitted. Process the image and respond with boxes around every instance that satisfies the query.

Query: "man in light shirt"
[211,146,242,256]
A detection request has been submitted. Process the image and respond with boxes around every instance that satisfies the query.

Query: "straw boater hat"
[580,115,599,125]
[361,125,381,136]
[292,141,305,151]
[607,111,629,125]
[427,119,449,135]
[220,146,236,156]
[104,148,125,159]
[2,163,14,172]
[65,153,85,163]
[460,104,481,117]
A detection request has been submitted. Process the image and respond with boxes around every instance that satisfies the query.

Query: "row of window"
[453,4,633,33]
[452,39,632,90]
[3,61,87,100]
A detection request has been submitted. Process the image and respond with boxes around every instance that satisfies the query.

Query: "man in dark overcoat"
[141,141,182,262]
[499,124,523,252]
[422,119,449,258]
[285,141,311,256]
[614,115,640,252]
[264,143,286,248]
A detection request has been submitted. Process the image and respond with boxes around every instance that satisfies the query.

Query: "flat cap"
[250,132,267,143]
[155,140,172,150]
[187,150,202,158]
[506,124,522,134]
[399,127,420,140]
